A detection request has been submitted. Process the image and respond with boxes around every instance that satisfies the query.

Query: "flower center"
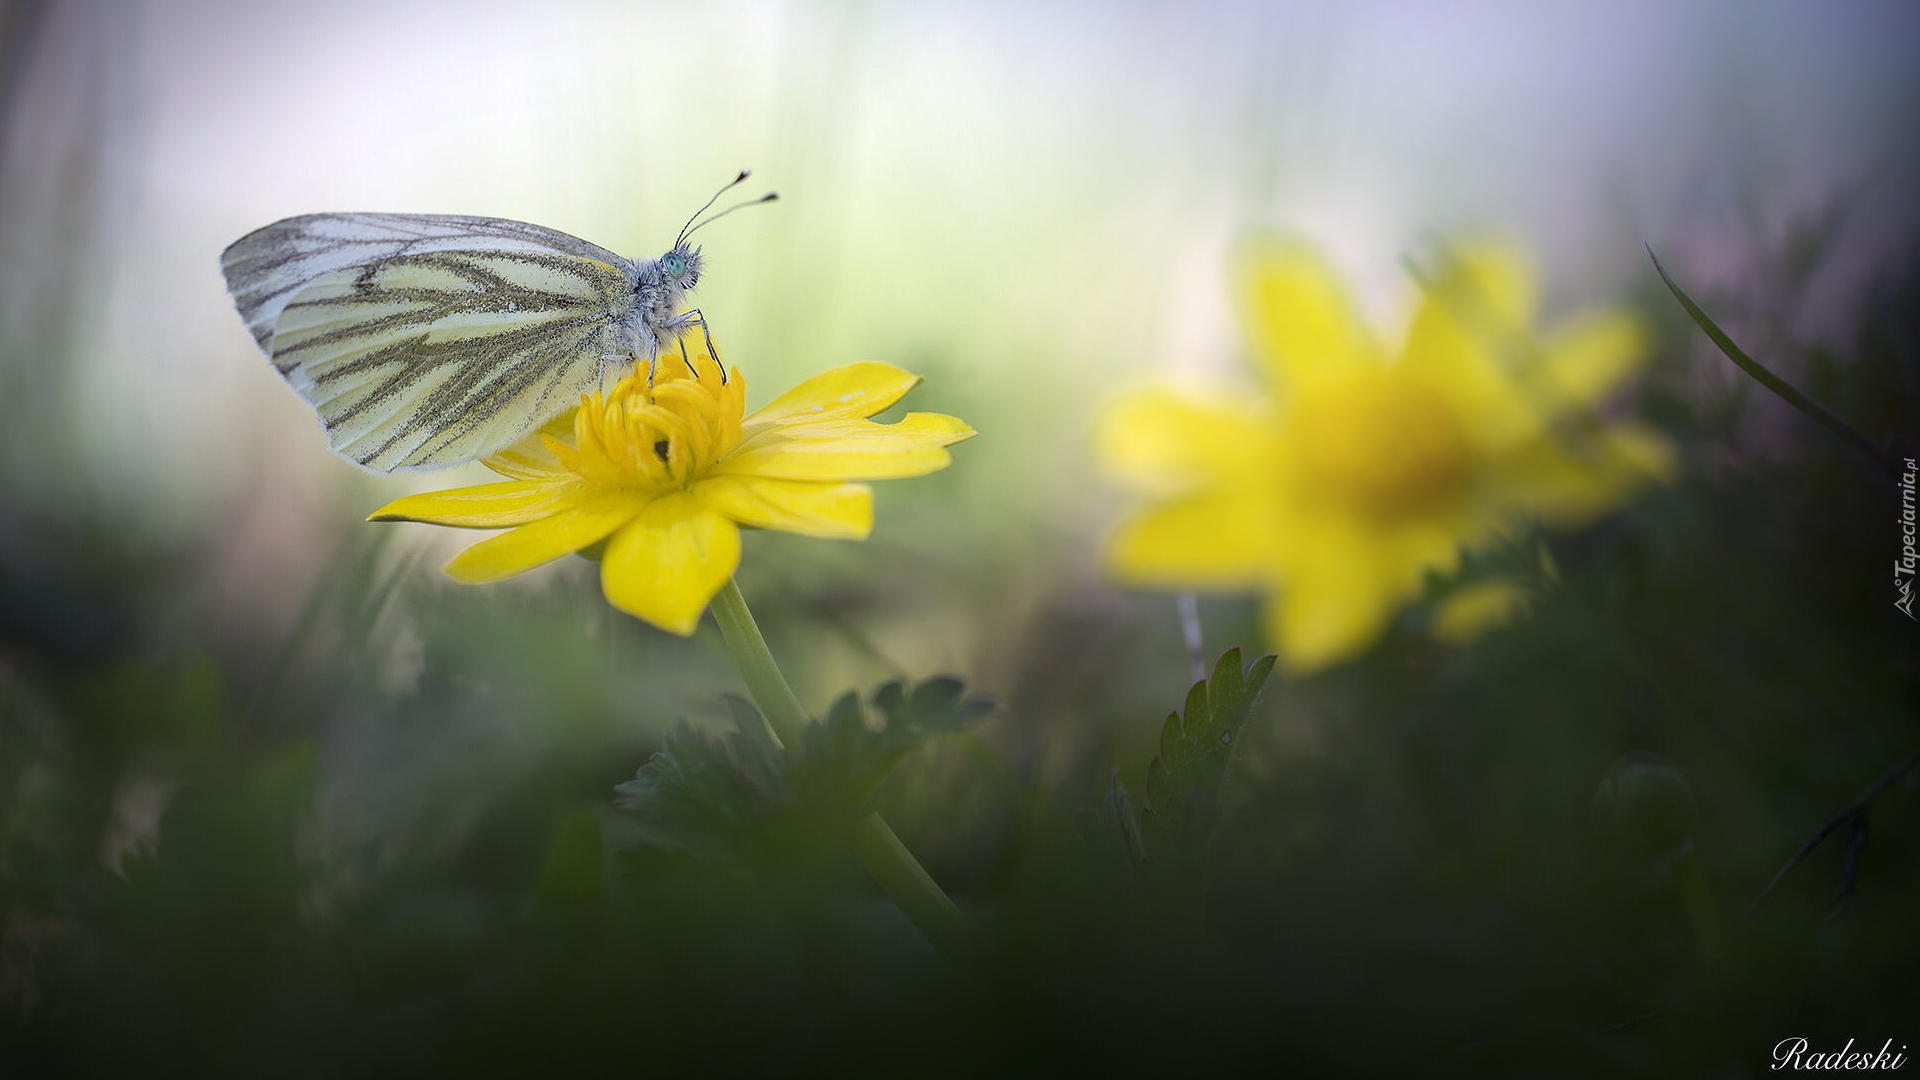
[1288,369,1476,520]
[548,357,746,491]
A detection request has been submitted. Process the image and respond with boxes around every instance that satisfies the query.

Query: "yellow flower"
[370,342,974,635]
[1099,235,1674,672]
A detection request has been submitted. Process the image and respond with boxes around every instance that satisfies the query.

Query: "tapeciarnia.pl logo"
[1898,457,1917,621]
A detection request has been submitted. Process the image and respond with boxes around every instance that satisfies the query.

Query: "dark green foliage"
[1140,648,1275,872]
[797,678,997,813]
[1076,648,1275,885]
[613,678,992,873]
[4,215,1920,1076]
[1590,751,1697,862]
[1075,770,1148,879]
[613,704,775,864]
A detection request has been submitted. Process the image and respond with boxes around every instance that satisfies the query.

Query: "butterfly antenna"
[676,169,753,246]
[683,191,779,240]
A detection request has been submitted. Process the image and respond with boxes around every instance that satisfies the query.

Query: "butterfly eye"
[663,253,686,277]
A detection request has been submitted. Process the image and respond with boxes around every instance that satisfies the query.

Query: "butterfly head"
[659,242,703,291]
[669,168,777,278]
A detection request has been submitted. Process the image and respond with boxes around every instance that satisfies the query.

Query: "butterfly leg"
[678,309,725,383]
[672,331,700,380]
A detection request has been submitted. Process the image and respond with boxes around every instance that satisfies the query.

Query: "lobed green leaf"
[613,677,994,874]
[1140,648,1275,876]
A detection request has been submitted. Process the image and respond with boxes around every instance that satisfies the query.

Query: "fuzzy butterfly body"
[221,212,706,472]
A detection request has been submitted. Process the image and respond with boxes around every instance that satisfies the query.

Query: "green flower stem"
[710,578,811,745]
[852,814,981,962]
[710,578,980,962]
[1176,592,1206,683]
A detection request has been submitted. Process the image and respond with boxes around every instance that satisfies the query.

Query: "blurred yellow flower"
[370,342,974,635]
[1100,235,1673,672]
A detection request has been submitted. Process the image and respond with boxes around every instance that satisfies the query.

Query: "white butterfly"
[221,172,773,472]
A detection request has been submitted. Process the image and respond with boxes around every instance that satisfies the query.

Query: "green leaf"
[1139,648,1276,878]
[609,694,798,868]
[791,677,992,811]
[1073,648,1276,884]
[613,677,993,874]
[1648,246,1899,479]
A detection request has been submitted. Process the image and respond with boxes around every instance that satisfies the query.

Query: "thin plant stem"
[852,815,982,962]
[1748,745,1920,914]
[710,578,809,744]
[709,578,981,962]
[1176,592,1206,683]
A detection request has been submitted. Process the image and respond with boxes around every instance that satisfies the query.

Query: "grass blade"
[1647,245,1901,480]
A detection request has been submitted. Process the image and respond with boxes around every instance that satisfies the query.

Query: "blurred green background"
[3,0,1917,1074]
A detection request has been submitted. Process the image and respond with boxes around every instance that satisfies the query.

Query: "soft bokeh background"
[18,0,1920,564]
[4,0,1918,1073]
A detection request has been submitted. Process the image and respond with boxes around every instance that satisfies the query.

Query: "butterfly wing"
[222,213,642,471]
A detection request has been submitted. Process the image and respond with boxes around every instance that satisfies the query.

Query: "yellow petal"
[1423,239,1539,330]
[1432,577,1532,644]
[693,475,873,539]
[1267,516,1452,673]
[1596,423,1679,483]
[1535,312,1648,413]
[1487,441,1614,525]
[1397,237,1550,450]
[1095,387,1273,491]
[721,413,973,481]
[1400,295,1542,453]
[1106,491,1281,588]
[443,491,650,582]
[600,494,741,636]
[484,411,580,479]
[368,479,588,528]
[1488,425,1674,527]
[747,362,922,425]
[1231,233,1378,387]
[740,411,976,449]
[1380,517,1472,584]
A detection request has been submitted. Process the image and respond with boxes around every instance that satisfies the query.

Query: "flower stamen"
[1290,370,1478,521]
